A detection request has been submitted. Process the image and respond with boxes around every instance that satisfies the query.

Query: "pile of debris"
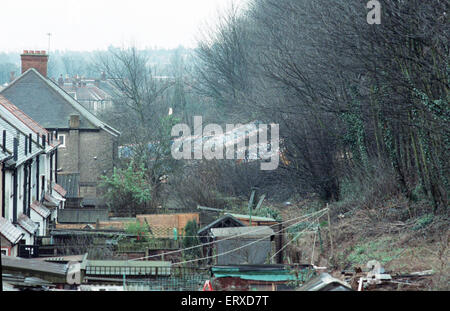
[342,260,434,291]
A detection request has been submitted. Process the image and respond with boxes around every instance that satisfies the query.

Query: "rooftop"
[17,213,39,234]
[0,68,119,136]
[0,217,24,244]
[30,201,51,219]
[210,226,275,239]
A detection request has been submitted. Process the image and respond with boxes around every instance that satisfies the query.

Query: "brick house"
[0,50,120,208]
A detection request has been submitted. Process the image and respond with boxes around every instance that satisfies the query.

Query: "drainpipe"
[36,155,40,200]
[50,151,53,194]
[55,130,58,184]
[1,164,5,217]
[1,130,7,218]
[23,163,28,215]
[28,160,32,217]
[12,138,18,223]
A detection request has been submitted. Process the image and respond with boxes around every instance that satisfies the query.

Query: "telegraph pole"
[47,33,52,55]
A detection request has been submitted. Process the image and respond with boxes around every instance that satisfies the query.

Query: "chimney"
[58,74,64,86]
[21,50,49,77]
[69,114,80,129]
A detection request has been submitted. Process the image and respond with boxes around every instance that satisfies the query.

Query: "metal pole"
[47,33,52,55]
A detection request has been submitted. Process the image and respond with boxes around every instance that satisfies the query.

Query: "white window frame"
[58,134,66,148]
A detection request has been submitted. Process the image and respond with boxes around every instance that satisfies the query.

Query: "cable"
[171,209,328,266]
[127,207,328,262]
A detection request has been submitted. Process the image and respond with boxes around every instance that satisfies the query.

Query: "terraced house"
[0,94,64,256]
[0,51,120,208]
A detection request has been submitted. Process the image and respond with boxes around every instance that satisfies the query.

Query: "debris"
[297,273,353,291]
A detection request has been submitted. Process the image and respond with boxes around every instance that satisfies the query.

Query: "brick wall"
[21,51,48,77]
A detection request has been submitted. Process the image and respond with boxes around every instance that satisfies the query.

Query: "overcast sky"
[1,0,248,52]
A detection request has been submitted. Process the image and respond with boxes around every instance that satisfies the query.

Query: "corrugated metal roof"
[226,213,277,223]
[0,217,24,244]
[210,226,275,239]
[85,260,171,276]
[2,273,55,288]
[2,256,68,276]
[17,213,39,234]
[37,253,88,263]
[57,173,80,198]
[211,265,299,282]
[297,273,353,291]
[86,260,171,267]
[30,200,51,218]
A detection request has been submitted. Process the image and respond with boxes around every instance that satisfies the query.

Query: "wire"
[127,207,329,262]
[171,209,328,266]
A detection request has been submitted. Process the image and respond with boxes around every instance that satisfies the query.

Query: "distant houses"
[0,50,120,208]
[57,73,119,115]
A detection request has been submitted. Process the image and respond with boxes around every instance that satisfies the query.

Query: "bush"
[100,161,152,216]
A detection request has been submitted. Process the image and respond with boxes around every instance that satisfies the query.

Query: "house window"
[58,134,66,148]
[1,248,8,256]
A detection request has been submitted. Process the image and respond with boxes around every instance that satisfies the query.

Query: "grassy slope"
[272,196,449,290]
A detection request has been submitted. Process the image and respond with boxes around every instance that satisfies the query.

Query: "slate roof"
[0,94,48,137]
[0,69,119,136]
[0,94,58,152]
[30,201,51,218]
[57,173,80,198]
[0,217,24,244]
[62,83,110,101]
[17,213,39,234]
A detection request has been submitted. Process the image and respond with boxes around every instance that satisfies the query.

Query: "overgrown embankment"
[276,193,449,290]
